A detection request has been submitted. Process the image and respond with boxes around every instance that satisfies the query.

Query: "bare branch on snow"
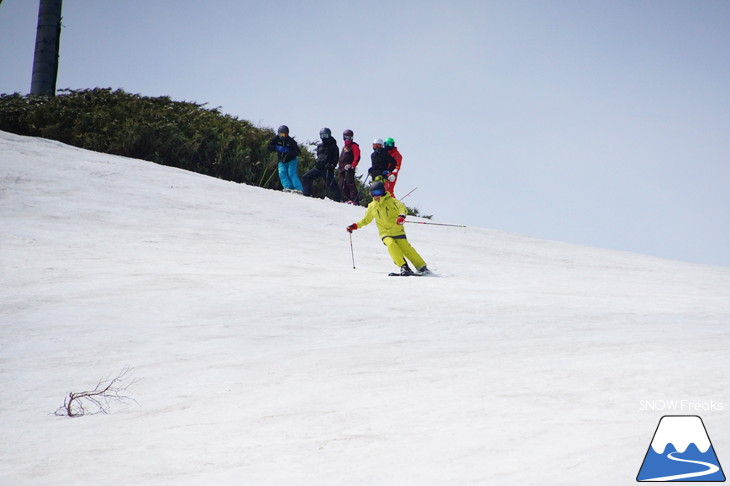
[54,366,140,417]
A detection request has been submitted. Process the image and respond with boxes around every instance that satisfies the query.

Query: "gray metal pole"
[30,0,63,96]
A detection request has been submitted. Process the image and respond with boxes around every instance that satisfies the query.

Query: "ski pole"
[399,186,418,201]
[349,232,356,269]
[355,174,371,204]
[405,221,466,228]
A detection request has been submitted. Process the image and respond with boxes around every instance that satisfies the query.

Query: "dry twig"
[55,366,139,417]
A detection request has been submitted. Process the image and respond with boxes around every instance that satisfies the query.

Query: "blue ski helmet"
[277,125,289,136]
[370,181,386,196]
[320,127,332,139]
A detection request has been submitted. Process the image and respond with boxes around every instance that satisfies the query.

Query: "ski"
[387,271,431,277]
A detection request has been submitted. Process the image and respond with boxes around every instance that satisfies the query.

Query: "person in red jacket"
[383,137,402,198]
[337,129,361,204]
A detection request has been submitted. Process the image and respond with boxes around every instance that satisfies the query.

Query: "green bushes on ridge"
[0,88,313,189]
[0,87,430,216]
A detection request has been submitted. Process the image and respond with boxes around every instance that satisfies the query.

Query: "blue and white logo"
[637,415,725,482]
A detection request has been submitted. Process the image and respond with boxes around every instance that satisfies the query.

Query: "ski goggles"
[370,188,385,196]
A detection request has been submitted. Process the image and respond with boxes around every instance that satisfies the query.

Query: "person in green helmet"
[346,181,430,276]
[383,137,402,197]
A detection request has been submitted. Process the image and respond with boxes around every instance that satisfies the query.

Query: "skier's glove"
[344,164,352,170]
[276,145,290,154]
[388,173,396,182]
[396,215,406,225]
[347,224,358,233]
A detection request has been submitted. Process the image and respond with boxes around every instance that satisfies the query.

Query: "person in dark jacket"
[368,138,398,186]
[337,129,361,204]
[267,125,303,193]
[302,127,341,200]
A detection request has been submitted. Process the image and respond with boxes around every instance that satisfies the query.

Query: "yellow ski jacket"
[355,193,408,240]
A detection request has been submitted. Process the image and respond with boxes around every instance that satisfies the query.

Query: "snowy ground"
[1,130,729,485]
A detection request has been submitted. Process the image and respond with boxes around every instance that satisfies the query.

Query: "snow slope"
[1,130,729,485]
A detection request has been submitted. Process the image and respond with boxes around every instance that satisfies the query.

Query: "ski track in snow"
[643,452,720,481]
[2,130,730,485]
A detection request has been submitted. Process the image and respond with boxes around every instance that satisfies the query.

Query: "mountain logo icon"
[637,415,726,482]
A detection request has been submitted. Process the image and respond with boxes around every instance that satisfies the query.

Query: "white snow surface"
[2,130,730,485]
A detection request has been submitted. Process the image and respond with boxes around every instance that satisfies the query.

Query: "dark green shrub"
[0,88,428,214]
[0,88,314,190]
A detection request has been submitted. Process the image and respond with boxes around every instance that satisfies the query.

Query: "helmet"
[369,181,386,196]
[343,129,354,140]
[373,138,384,146]
[319,127,331,139]
[277,125,289,135]
[384,137,395,148]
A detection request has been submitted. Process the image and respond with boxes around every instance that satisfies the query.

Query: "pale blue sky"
[2,0,729,266]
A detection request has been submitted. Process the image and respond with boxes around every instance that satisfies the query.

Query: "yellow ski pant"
[383,236,426,269]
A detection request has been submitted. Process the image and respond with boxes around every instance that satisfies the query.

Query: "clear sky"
[2,0,729,267]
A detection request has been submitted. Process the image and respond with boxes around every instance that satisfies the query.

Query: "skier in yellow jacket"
[347,181,430,276]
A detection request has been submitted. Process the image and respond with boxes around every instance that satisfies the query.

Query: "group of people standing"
[267,124,428,276]
[267,125,403,205]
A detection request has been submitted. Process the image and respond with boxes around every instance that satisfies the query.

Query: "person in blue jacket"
[267,125,303,193]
